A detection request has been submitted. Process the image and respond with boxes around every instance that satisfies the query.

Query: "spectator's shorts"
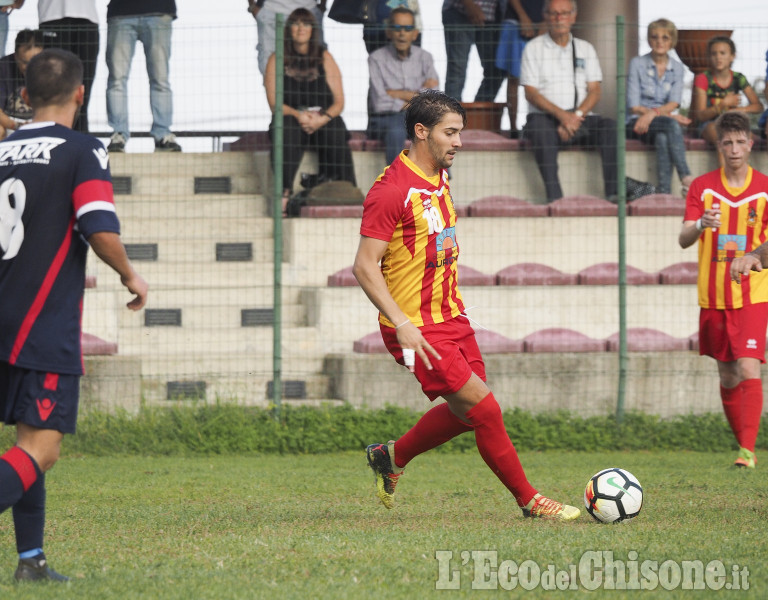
[0,362,80,433]
[381,315,486,401]
[699,303,768,363]
[495,20,527,78]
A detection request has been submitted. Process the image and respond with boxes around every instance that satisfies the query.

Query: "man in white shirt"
[520,0,617,202]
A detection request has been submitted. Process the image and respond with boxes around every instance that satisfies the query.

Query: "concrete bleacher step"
[114,193,267,220]
[119,216,274,240]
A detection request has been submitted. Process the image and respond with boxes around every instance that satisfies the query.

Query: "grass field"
[0,450,766,599]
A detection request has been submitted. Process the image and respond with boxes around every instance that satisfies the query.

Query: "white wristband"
[695,218,703,232]
[395,319,410,329]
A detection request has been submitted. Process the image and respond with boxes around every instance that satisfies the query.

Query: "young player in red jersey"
[353,89,580,520]
[680,111,768,469]
[0,49,148,581]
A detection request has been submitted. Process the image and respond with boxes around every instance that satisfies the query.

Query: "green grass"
[0,451,766,599]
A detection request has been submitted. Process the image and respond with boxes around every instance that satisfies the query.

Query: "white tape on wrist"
[402,348,415,367]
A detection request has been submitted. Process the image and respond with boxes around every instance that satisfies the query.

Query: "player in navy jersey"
[0,49,147,582]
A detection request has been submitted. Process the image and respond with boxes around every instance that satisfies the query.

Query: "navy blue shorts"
[0,362,80,434]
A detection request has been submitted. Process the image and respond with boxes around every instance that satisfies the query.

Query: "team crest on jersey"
[747,207,758,227]
[0,136,66,165]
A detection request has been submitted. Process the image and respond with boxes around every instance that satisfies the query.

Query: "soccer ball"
[584,467,643,523]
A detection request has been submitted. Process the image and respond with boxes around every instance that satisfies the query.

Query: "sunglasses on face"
[389,24,415,32]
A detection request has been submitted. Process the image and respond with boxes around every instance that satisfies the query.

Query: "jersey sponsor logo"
[0,177,26,260]
[436,226,456,252]
[36,398,56,421]
[717,234,746,253]
[0,136,66,165]
[92,147,109,170]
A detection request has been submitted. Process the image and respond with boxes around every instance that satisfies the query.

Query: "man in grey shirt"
[367,6,438,165]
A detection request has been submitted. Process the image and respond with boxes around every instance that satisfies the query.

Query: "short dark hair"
[707,35,735,56]
[14,29,44,52]
[714,111,751,140]
[24,48,83,109]
[404,90,466,141]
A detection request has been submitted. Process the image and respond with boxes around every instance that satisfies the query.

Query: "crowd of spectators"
[0,0,766,201]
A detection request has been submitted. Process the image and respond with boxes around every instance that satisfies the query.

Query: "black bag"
[285,179,364,217]
[328,0,378,24]
[625,176,656,202]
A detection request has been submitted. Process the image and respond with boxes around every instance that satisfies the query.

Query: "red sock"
[393,402,473,468]
[738,379,763,452]
[720,384,740,443]
[465,393,537,506]
[0,447,39,513]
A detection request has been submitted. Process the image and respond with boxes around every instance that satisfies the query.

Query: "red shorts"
[699,304,768,363]
[0,362,80,434]
[380,315,486,401]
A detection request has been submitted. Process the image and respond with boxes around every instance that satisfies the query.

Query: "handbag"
[625,176,656,202]
[328,0,378,24]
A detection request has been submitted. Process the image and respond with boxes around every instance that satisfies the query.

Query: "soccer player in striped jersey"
[680,111,768,469]
[0,49,147,581]
[353,89,580,521]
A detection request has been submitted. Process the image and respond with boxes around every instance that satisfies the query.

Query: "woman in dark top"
[264,8,356,215]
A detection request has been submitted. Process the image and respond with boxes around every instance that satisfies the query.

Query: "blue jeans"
[442,8,505,102]
[367,112,406,165]
[106,14,174,141]
[627,116,690,194]
[0,12,8,57]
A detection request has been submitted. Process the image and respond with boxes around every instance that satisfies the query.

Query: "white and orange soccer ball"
[584,467,643,523]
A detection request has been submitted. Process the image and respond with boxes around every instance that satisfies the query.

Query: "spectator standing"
[264,8,356,215]
[105,0,181,153]
[759,49,768,140]
[496,0,544,138]
[363,0,421,55]
[626,19,694,196]
[37,0,99,134]
[0,29,43,138]
[442,0,506,102]
[0,48,147,583]
[354,89,580,521]
[691,37,762,153]
[0,1,24,56]
[368,7,438,165]
[682,112,767,470]
[249,0,326,76]
[520,0,617,202]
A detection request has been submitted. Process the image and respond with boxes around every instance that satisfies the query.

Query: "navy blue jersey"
[0,122,120,374]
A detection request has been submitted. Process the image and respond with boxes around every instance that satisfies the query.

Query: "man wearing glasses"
[368,7,438,165]
[520,0,617,203]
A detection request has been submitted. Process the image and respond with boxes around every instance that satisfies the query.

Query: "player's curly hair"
[404,89,466,141]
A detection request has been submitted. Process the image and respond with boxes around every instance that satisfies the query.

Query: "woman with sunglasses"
[626,18,694,198]
[264,8,356,215]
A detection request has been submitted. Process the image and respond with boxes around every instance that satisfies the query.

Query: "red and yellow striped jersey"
[360,150,465,327]
[684,167,768,309]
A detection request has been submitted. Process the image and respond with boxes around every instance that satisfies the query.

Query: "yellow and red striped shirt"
[684,167,768,309]
[360,151,465,327]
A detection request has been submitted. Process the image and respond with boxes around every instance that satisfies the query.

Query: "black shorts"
[0,361,80,434]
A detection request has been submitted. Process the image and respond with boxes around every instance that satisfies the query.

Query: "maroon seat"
[627,193,685,216]
[474,329,524,353]
[82,332,118,356]
[605,328,689,352]
[523,328,606,353]
[458,264,495,286]
[688,331,699,351]
[577,262,659,285]
[685,137,711,151]
[496,263,577,286]
[85,275,96,288]
[468,195,548,217]
[224,131,271,152]
[658,262,698,285]
[299,205,364,218]
[347,131,367,151]
[625,138,652,151]
[459,129,518,151]
[327,266,358,287]
[353,331,387,354]
[548,195,618,217]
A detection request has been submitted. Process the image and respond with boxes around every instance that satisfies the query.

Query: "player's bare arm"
[352,235,440,372]
[731,242,768,283]
[679,208,722,249]
[88,231,148,310]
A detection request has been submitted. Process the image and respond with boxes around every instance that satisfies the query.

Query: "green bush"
[1,404,765,455]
